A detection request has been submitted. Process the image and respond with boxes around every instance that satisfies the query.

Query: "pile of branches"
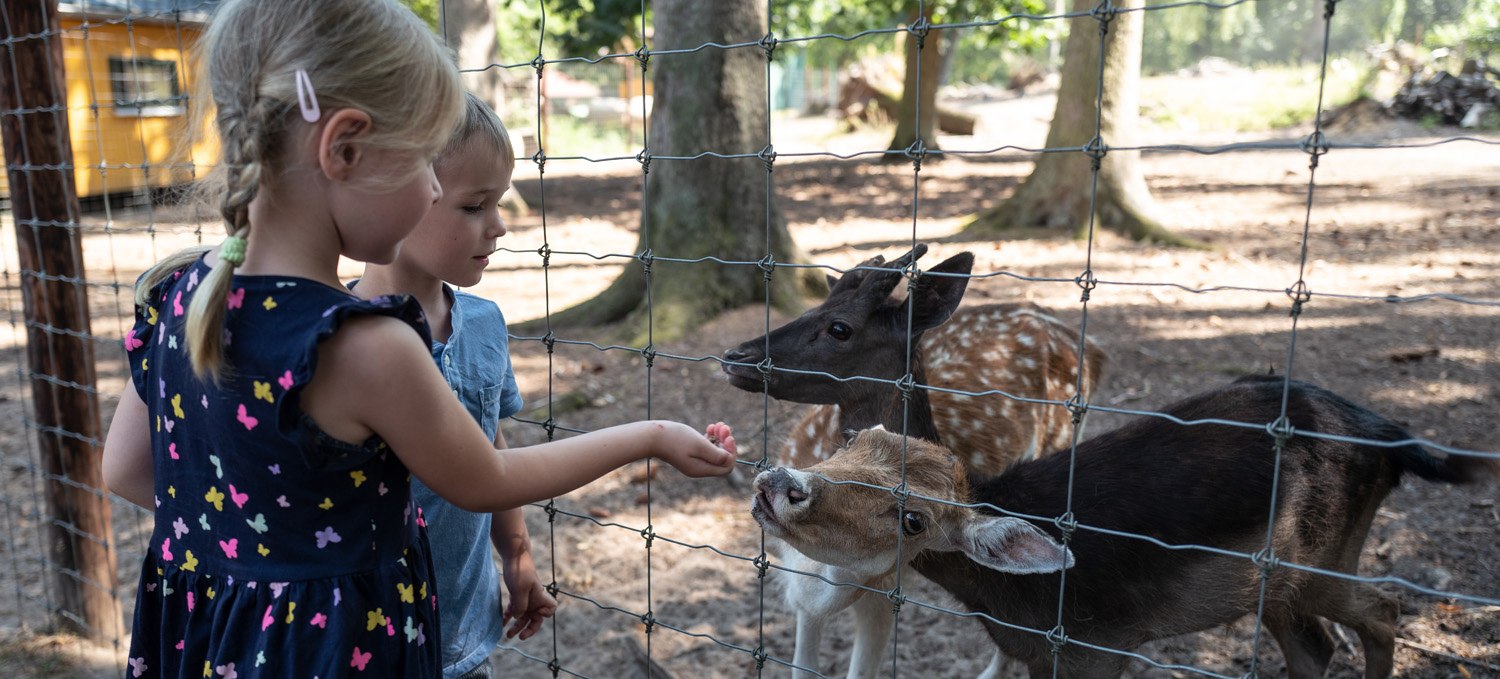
[1387,60,1500,128]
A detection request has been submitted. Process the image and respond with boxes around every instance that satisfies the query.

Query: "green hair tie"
[220,236,247,266]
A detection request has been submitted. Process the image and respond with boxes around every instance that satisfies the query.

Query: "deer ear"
[904,252,974,333]
[955,515,1073,574]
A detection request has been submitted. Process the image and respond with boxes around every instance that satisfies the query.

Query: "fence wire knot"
[903,138,928,170]
[1075,270,1098,302]
[1300,130,1330,167]
[756,254,777,281]
[637,248,655,274]
[1063,394,1089,425]
[752,645,769,669]
[546,658,561,676]
[544,501,558,522]
[895,373,918,403]
[758,144,777,172]
[542,418,557,440]
[640,612,657,635]
[907,16,931,48]
[640,524,656,549]
[755,356,774,379]
[1285,280,1312,317]
[530,54,546,78]
[1251,547,1280,574]
[752,553,770,579]
[889,481,911,507]
[531,149,547,174]
[634,45,651,72]
[759,32,778,60]
[1324,0,1340,20]
[641,345,657,368]
[545,581,559,597]
[541,331,556,353]
[635,149,652,175]
[1054,511,1078,542]
[537,244,553,269]
[1266,415,1295,447]
[1090,0,1116,29]
[1045,625,1069,655]
[885,585,906,614]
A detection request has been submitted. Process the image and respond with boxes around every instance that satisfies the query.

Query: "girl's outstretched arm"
[101,386,154,509]
[300,316,736,513]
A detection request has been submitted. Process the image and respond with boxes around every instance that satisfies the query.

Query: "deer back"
[782,302,1107,473]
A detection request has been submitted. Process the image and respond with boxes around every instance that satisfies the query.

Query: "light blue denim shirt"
[412,287,525,678]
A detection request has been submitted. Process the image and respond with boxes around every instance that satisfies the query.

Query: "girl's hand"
[655,421,737,478]
[501,548,556,641]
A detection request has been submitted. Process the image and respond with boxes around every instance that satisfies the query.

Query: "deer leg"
[845,588,895,679]
[782,553,870,679]
[1312,582,1398,679]
[1265,612,1335,679]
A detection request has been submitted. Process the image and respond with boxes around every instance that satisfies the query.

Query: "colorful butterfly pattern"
[122,259,438,677]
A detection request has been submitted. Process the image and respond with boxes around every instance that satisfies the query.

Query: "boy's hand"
[501,549,556,641]
[656,421,737,478]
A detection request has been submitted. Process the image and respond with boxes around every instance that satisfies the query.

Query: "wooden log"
[0,0,121,644]
[839,74,977,136]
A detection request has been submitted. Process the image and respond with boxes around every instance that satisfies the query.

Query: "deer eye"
[901,511,926,536]
[827,321,852,341]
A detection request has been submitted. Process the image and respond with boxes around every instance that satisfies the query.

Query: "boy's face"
[397,140,513,288]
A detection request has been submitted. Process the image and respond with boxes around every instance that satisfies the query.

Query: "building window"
[109,57,184,117]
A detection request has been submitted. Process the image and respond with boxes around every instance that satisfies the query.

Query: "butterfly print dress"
[124,256,442,678]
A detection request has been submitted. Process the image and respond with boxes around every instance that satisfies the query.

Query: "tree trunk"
[534,0,816,339]
[441,0,528,215]
[887,8,945,156]
[0,0,122,643]
[963,0,1203,247]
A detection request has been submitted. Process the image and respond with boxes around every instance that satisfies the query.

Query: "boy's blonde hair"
[438,92,514,173]
[138,0,464,381]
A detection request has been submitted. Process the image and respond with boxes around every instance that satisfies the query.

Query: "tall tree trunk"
[963,0,1202,247]
[887,7,944,156]
[0,0,121,642]
[442,0,501,108]
[534,0,816,339]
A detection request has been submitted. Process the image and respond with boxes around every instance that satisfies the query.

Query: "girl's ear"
[317,109,373,182]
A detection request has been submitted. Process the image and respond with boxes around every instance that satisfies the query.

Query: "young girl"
[100,2,736,677]
[351,93,550,679]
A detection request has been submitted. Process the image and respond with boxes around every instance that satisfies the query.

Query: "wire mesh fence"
[1,0,1498,677]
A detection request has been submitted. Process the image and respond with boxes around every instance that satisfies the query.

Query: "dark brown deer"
[752,375,1495,678]
[721,244,1105,678]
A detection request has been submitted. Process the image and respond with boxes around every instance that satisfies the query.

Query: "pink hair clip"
[294,69,320,123]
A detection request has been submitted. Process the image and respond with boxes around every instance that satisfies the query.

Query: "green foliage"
[1139,62,1368,132]
[1140,0,1489,74]
[1427,0,1500,57]
[399,0,441,30]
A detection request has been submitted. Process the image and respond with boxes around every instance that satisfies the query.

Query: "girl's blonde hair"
[439,92,514,173]
[138,0,464,381]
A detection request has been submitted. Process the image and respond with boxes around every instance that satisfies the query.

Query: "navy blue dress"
[124,256,443,678]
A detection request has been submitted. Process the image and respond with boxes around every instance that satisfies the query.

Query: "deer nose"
[755,468,809,504]
[723,346,754,365]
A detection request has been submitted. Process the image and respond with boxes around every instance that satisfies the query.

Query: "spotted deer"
[721,244,1106,678]
[751,375,1495,679]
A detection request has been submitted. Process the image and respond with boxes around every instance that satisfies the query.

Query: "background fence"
[2,0,1498,676]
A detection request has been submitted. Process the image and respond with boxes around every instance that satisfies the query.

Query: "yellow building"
[2,1,218,201]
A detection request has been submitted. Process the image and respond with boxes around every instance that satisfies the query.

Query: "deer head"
[721,244,975,405]
[750,427,1073,578]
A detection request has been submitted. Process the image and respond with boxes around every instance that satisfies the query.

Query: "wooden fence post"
[0,0,122,643]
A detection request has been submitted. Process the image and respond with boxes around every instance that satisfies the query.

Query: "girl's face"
[394,141,512,287]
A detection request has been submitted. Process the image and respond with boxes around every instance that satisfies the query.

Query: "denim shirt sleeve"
[446,290,525,441]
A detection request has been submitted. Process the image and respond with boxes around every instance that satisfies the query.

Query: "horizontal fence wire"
[0,0,1496,676]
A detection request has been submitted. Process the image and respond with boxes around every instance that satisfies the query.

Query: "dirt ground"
[1,84,1497,678]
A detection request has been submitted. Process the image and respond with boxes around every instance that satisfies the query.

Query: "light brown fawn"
[721,244,1106,678]
[752,376,1495,679]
